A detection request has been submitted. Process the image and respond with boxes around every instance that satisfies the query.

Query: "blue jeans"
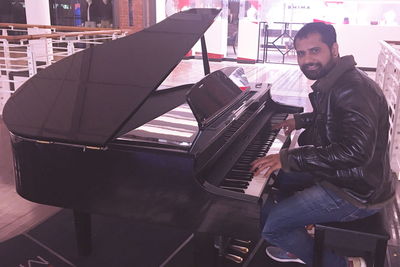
[261,171,379,267]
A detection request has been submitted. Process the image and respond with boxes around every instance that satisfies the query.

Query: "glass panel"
[0,0,27,24]
[48,0,114,27]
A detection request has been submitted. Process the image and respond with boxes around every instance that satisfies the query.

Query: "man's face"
[295,33,339,80]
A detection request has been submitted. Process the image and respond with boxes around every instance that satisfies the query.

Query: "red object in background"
[248,0,260,9]
[184,50,192,58]
[313,19,334,24]
[177,0,190,10]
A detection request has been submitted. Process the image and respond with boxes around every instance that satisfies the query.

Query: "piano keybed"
[219,113,289,197]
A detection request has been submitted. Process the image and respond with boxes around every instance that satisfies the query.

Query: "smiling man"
[251,22,396,267]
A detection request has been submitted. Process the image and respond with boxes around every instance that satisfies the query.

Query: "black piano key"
[225,176,252,181]
[228,170,252,176]
[228,174,253,180]
[221,181,249,188]
[228,168,252,173]
[228,173,252,179]
[234,165,251,170]
[220,186,245,193]
[224,178,250,184]
[232,168,252,173]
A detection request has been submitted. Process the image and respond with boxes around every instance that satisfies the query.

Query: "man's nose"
[302,53,314,64]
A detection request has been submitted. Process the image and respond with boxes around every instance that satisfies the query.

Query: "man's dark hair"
[294,22,337,48]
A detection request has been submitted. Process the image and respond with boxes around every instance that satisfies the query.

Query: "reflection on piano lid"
[117,104,198,148]
[220,67,250,91]
[2,8,221,147]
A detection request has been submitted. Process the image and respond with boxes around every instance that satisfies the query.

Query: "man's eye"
[311,48,320,54]
[297,51,304,57]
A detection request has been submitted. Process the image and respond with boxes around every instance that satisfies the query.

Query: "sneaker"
[348,257,367,267]
[265,246,305,264]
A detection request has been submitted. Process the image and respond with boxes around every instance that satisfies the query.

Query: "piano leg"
[193,232,220,266]
[73,210,92,256]
[215,236,231,266]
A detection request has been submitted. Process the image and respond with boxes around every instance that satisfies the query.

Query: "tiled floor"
[0,58,399,266]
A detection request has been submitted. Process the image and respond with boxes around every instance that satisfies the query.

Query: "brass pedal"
[230,244,249,254]
[225,253,243,263]
[233,238,251,244]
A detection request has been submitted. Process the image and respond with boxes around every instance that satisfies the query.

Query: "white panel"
[335,25,400,69]
[25,0,51,25]
[237,19,259,62]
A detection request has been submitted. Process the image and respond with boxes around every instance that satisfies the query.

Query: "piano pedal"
[225,253,243,264]
[233,238,251,244]
[230,244,249,254]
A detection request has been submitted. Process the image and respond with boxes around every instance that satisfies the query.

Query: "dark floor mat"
[4,209,191,267]
[2,208,396,267]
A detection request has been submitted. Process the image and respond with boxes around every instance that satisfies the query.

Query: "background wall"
[117,0,144,32]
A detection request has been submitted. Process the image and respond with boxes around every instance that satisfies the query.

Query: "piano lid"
[3,8,221,147]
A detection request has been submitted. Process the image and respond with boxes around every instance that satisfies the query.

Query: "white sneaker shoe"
[348,257,367,267]
[265,246,305,264]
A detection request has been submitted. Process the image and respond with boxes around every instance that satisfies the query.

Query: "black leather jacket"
[280,55,396,208]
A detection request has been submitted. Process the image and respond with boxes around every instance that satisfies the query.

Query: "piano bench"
[313,210,390,267]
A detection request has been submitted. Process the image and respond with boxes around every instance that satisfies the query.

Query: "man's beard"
[300,57,336,80]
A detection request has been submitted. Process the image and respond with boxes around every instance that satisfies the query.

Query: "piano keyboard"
[219,113,293,197]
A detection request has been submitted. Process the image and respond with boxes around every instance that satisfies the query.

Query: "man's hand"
[273,118,295,136]
[250,154,282,178]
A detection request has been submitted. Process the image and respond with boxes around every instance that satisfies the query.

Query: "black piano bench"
[313,209,390,267]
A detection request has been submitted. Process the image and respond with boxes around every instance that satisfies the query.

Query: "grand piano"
[3,8,303,263]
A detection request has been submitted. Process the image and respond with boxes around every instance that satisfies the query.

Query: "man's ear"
[331,43,339,58]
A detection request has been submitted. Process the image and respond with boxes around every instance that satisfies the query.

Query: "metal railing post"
[27,43,37,77]
[67,39,75,55]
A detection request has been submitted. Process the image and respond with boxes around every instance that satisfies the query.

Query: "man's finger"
[264,168,273,178]
[251,156,271,168]
[264,164,278,178]
[253,163,267,176]
[272,123,283,130]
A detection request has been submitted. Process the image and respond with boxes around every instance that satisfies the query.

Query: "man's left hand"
[250,154,282,178]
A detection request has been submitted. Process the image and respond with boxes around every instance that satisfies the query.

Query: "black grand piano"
[3,8,302,264]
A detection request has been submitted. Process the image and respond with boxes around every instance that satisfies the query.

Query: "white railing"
[376,40,400,177]
[0,23,130,114]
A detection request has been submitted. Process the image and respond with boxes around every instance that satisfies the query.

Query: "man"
[251,22,396,267]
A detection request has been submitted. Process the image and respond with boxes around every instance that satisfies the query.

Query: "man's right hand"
[273,118,296,136]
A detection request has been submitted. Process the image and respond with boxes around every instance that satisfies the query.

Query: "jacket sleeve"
[294,112,314,129]
[281,84,381,173]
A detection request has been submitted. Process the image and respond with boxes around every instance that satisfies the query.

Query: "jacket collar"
[311,55,357,92]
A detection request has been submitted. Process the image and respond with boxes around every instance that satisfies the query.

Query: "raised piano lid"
[2,8,220,147]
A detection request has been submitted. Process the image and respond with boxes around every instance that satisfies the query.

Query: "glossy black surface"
[10,83,301,240]
[187,69,245,128]
[3,8,220,147]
